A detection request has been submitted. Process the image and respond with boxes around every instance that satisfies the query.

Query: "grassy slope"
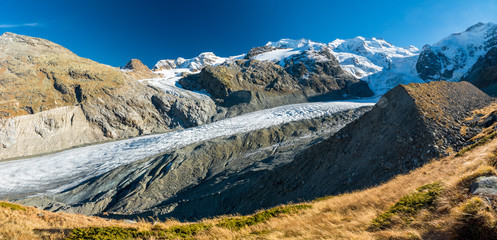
[3,107,497,239]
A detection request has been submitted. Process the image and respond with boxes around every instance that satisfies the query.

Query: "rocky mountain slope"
[0,32,216,160]
[241,81,493,209]
[178,55,373,118]
[462,46,497,96]
[416,22,497,81]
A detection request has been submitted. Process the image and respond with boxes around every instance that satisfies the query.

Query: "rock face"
[462,47,497,96]
[416,22,497,81]
[470,176,497,196]
[18,107,372,219]
[0,106,104,160]
[0,32,216,159]
[241,38,421,95]
[121,59,158,80]
[179,55,373,117]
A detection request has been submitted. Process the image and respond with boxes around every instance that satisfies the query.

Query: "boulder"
[470,176,497,196]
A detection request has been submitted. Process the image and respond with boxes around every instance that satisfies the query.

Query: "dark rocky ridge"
[462,47,497,96]
[236,81,493,210]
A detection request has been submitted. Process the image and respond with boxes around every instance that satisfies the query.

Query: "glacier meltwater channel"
[0,100,376,199]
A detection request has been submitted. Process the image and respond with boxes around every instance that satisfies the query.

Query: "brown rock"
[121,59,159,80]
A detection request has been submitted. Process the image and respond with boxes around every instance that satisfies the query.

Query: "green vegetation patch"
[457,131,497,157]
[369,182,443,231]
[217,204,311,230]
[66,223,211,240]
[0,202,26,211]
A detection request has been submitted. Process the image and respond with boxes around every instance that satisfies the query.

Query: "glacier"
[0,99,376,199]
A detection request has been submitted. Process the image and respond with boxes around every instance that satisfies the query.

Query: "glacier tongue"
[0,99,376,199]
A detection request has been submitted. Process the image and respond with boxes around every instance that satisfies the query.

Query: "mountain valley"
[2,22,497,240]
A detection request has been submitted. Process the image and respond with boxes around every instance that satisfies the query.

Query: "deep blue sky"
[1,0,496,67]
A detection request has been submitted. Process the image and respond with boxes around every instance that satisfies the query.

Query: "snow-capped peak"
[417,22,497,81]
[153,52,229,72]
[326,37,421,95]
[265,38,324,50]
[329,36,419,59]
[245,36,421,95]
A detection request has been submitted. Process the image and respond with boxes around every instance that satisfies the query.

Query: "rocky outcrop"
[179,55,373,117]
[121,59,158,80]
[18,107,372,219]
[0,32,216,159]
[462,47,497,96]
[470,176,497,196]
[244,46,277,59]
[0,106,104,160]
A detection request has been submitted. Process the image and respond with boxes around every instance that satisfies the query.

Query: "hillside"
[3,105,497,239]
[239,81,492,209]
[0,32,217,160]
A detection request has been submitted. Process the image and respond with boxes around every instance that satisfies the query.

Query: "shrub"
[66,223,211,240]
[369,182,443,231]
[217,204,311,230]
[0,202,26,211]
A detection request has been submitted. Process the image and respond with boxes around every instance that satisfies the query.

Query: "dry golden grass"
[193,136,497,240]
[0,202,190,240]
[3,131,497,239]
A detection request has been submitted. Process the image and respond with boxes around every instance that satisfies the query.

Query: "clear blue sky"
[1,0,496,67]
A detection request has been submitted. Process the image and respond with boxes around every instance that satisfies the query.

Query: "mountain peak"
[265,38,323,50]
[123,59,149,71]
[465,22,496,32]
[153,52,228,72]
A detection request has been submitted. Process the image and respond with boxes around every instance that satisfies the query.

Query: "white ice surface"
[253,48,303,65]
[0,99,376,199]
[140,69,213,101]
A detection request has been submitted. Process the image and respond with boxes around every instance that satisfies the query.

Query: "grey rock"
[470,176,497,196]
